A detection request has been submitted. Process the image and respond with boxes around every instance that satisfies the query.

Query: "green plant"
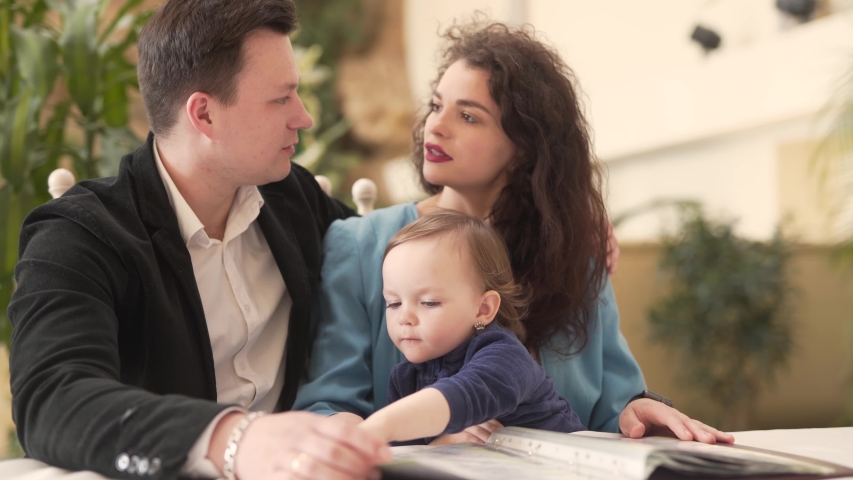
[291,41,355,190]
[292,0,370,129]
[647,206,794,431]
[0,0,151,347]
[291,0,368,199]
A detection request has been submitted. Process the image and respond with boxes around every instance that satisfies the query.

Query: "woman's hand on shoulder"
[619,398,734,444]
[429,419,503,445]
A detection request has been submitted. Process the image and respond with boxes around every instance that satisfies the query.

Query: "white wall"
[404,0,527,105]
[402,1,853,241]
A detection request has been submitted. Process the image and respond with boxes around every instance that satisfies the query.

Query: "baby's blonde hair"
[384,210,528,343]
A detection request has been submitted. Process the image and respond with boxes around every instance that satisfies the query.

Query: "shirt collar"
[153,139,264,246]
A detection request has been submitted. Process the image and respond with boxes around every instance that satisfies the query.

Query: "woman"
[295,21,732,444]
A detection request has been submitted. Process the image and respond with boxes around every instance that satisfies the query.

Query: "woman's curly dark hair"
[412,21,610,356]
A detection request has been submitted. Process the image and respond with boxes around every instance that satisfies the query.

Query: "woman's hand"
[619,398,734,444]
[429,420,503,445]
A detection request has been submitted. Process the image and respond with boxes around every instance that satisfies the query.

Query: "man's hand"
[211,411,391,480]
[619,398,735,444]
[429,419,503,445]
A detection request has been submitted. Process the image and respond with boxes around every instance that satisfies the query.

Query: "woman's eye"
[275,97,289,105]
[429,101,441,112]
[422,301,440,307]
[462,113,476,123]
[386,302,401,310]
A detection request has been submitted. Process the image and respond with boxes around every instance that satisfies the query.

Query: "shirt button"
[115,453,130,472]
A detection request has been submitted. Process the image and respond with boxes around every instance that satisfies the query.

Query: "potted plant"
[0,0,153,457]
[1,0,151,343]
[647,206,794,431]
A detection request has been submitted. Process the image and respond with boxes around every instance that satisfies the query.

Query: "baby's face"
[382,234,485,364]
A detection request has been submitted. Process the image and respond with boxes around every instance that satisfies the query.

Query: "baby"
[359,210,585,445]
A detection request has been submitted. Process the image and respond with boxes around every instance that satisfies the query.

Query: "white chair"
[351,178,377,215]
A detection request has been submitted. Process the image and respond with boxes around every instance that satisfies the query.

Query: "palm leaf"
[21,0,49,29]
[98,126,141,177]
[98,0,144,44]
[101,65,128,127]
[0,87,39,190]
[101,11,150,62]
[60,0,101,119]
[0,1,11,85]
[12,26,58,100]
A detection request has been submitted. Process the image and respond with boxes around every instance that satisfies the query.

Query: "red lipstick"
[425,143,453,163]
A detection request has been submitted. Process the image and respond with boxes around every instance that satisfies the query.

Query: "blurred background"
[2,0,853,458]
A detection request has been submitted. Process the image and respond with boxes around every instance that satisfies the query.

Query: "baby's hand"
[429,419,503,445]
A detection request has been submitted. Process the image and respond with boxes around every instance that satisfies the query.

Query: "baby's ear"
[476,290,501,326]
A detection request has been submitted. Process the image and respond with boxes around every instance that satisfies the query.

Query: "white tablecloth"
[1,427,852,479]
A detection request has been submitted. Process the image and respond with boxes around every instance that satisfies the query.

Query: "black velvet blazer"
[8,133,354,478]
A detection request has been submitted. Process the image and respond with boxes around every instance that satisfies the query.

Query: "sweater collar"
[411,321,501,374]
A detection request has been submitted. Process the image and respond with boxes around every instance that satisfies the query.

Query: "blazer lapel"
[130,133,217,399]
[255,194,312,411]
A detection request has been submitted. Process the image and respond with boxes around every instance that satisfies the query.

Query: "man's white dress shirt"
[153,142,291,477]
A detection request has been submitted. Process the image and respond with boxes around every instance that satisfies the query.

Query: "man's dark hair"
[137,0,297,137]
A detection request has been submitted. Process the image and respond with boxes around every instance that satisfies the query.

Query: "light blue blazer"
[293,202,646,433]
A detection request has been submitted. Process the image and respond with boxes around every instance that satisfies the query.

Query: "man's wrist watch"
[628,389,673,408]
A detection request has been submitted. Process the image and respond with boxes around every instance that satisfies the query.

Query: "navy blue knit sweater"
[388,322,585,445]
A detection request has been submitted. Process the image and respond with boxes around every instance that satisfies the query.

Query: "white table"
[1,427,852,479]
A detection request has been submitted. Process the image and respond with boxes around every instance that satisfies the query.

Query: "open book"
[380,428,853,480]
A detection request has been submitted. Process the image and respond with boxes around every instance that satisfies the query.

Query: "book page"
[386,428,847,480]
[389,443,623,480]
[637,437,837,476]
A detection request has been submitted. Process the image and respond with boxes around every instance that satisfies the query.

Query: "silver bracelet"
[222,411,266,480]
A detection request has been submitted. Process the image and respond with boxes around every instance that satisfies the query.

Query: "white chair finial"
[314,175,332,196]
[352,178,377,216]
[48,168,76,199]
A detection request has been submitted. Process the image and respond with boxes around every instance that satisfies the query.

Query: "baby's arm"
[359,388,450,443]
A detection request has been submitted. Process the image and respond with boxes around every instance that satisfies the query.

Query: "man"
[8,1,389,478]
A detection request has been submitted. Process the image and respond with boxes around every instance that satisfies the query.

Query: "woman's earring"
[474,322,485,331]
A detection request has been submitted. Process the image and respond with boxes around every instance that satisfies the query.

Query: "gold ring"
[291,452,308,473]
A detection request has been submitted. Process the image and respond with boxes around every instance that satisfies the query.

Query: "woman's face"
[422,60,517,194]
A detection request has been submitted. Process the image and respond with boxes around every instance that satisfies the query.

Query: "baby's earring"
[474,322,486,331]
